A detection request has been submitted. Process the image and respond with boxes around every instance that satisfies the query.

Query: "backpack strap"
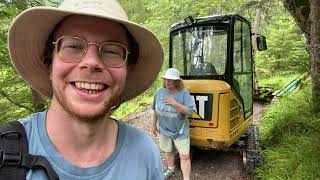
[0,121,59,180]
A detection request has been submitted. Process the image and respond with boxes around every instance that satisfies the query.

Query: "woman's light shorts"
[158,133,190,155]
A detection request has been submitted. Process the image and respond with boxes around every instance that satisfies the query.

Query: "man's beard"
[52,87,120,122]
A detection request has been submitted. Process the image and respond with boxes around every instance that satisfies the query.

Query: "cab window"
[233,19,253,118]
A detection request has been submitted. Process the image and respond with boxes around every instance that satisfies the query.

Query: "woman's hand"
[151,124,157,137]
[164,97,177,106]
[151,111,158,137]
[164,97,191,116]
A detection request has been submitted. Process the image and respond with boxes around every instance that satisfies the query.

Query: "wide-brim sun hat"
[8,0,163,103]
[161,68,181,80]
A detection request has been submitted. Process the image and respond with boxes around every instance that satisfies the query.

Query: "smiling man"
[6,0,164,179]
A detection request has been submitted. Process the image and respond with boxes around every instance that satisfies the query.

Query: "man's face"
[50,15,129,120]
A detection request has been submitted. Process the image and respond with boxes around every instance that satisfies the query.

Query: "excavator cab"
[169,14,267,173]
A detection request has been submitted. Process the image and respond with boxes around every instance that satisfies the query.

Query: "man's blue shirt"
[19,111,163,180]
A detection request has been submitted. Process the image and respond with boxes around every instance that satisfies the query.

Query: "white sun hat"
[8,0,163,103]
[161,68,181,80]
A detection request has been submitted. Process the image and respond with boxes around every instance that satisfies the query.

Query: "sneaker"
[163,169,176,179]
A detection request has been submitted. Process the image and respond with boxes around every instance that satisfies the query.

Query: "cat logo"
[190,93,213,120]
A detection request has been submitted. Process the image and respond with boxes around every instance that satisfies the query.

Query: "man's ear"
[49,71,52,80]
[48,61,53,80]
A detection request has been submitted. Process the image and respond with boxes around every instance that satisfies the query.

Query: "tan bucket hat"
[8,0,163,103]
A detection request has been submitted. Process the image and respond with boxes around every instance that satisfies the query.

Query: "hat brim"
[8,7,163,103]
[161,75,181,80]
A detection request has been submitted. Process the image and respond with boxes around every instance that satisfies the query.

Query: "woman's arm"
[151,111,158,136]
[164,97,191,116]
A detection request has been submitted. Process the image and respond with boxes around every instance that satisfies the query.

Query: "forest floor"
[124,102,267,180]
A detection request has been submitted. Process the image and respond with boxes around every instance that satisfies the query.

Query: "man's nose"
[79,45,104,70]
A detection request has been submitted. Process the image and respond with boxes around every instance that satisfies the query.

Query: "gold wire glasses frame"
[52,36,131,68]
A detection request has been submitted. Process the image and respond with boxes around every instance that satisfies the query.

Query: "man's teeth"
[74,82,104,90]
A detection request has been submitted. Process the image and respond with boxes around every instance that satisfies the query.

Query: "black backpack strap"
[0,121,59,180]
[21,154,59,180]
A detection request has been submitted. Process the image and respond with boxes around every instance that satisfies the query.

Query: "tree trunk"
[309,0,320,113]
[252,0,262,95]
[252,0,262,51]
[31,88,46,112]
[283,0,310,41]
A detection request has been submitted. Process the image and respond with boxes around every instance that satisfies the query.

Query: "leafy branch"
[0,89,33,112]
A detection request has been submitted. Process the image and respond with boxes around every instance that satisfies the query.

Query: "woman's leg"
[174,138,191,180]
[165,151,175,168]
[159,133,176,178]
[180,154,191,180]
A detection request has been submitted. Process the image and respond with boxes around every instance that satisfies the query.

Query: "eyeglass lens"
[55,37,127,67]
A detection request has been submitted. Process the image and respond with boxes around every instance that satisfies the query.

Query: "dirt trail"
[124,102,266,180]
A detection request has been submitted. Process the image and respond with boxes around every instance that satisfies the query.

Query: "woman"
[151,68,194,180]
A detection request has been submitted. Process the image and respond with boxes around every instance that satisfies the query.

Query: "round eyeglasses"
[52,36,130,68]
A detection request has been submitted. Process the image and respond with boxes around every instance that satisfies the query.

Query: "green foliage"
[258,73,301,89]
[0,0,53,123]
[256,5,309,80]
[257,134,320,179]
[111,93,153,119]
[256,83,320,179]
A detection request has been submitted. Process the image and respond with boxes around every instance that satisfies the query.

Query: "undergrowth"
[111,93,153,120]
[256,84,320,179]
